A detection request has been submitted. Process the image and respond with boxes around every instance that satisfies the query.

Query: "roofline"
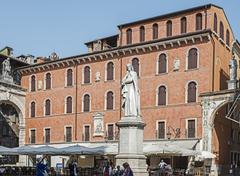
[84,34,119,45]
[0,54,29,66]
[117,4,222,28]
[18,29,212,71]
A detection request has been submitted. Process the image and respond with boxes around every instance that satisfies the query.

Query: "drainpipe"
[119,26,123,120]
[74,61,78,141]
[210,34,216,91]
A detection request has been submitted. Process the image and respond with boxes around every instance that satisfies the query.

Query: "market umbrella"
[60,144,94,155]
[0,146,16,155]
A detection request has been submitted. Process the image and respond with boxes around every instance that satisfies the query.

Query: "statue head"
[126,64,134,72]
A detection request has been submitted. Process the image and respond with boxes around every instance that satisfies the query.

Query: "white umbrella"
[0,146,16,155]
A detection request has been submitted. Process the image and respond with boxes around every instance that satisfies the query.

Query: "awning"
[0,146,16,155]
[195,151,216,160]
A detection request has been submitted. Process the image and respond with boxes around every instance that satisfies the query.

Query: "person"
[121,64,140,117]
[36,156,48,176]
[68,159,78,176]
[122,162,133,176]
[158,160,167,176]
[103,161,113,176]
[113,165,123,176]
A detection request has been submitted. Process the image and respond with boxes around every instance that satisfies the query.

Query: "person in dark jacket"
[68,160,78,176]
[36,156,48,176]
[122,162,133,176]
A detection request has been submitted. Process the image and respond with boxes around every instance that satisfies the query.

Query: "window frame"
[44,72,52,90]
[30,101,36,118]
[214,13,218,33]
[126,28,132,45]
[105,90,115,110]
[44,98,51,116]
[196,13,203,31]
[105,61,115,81]
[82,93,91,112]
[166,20,172,37]
[131,57,140,77]
[152,23,158,40]
[186,118,197,138]
[83,124,91,142]
[185,81,198,103]
[44,127,51,144]
[65,68,74,87]
[156,85,168,106]
[65,96,73,114]
[139,26,145,42]
[29,128,36,144]
[64,125,73,143]
[220,21,224,41]
[82,65,91,84]
[106,123,115,141]
[186,47,199,70]
[180,17,187,34]
[157,53,168,74]
[30,75,36,92]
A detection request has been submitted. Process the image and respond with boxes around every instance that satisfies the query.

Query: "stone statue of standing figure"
[121,63,140,117]
[2,58,12,78]
[229,57,237,81]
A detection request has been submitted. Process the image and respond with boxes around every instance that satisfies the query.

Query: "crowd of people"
[102,160,133,176]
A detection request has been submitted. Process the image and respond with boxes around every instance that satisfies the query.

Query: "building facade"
[17,4,240,175]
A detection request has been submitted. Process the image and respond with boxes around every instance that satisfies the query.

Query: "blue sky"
[0,0,239,58]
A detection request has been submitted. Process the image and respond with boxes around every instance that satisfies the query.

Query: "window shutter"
[66,127,72,142]
[84,66,90,84]
[196,13,202,31]
[31,76,36,92]
[106,91,114,110]
[158,54,167,74]
[158,122,165,139]
[66,97,72,113]
[31,102,35,118]
[140,26,145,42]
[188,120,195,138]
[107,62,114,80]
[126,29,132,45]
[84,126,90,141]
[158,86,166,106]
[45,128,50,143]
[187,82,197,103]
[108,124,114,140]
[45,99,51,116]
[181,17,187,34]
[67,69,73,86]
[153,23,158,39]
[166,21,172,37]
[45,73,51,89]
[83,94,90,112]
[188,48,198,69]
[132,58,139,76]
[30,130,36,144]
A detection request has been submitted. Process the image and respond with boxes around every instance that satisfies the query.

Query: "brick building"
[17,4,240,175]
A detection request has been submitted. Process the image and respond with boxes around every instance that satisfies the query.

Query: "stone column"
[115,116,147,176]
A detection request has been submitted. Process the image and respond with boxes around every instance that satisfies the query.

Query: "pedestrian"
[113,165,123,176]
[36,156,48,176]
[158,160,167,176]
[68,159,78,176]
[122,162,133,176]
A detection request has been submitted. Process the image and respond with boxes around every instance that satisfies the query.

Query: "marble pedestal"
[115,116,147,176]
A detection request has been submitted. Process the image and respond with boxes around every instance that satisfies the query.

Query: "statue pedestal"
[115,116,147,176]
[227,79,238,89]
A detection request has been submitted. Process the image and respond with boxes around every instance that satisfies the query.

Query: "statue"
[229,57,237,81]
[121,64,140,117]
[2,58,12,78]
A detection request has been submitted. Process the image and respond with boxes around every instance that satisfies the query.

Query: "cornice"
[18,30,212,75]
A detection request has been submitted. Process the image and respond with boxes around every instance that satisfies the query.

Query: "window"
[45,73,51,90]
[181,17,187,34]
[187,82,197,103]
[140,26,145,42]
[214,13,218,33]
[107,124,114,140]
[157,121,165,139]
[30,129,36,144]
[66,96,72,113]
[45,99,51,116]
[158,53,167,74]
[188,48,198,69]
[226,29,230,46]
[106,91,114,110]
[31,75,36,92]
[152,23,158,39]
[84,125,90,142]
[84,66,91,84]
[166,20,172,37]
[65,127,72,142]
[132,58,139,77]
[126,28,132,45]
[220,22,224,40]
[30,102,36,118]
[44,128,50,144]
[196,13,202,31]
[83,94,90,112]
[187,120,196,138]
[106,62,114,80]
[66,69,73,86]
[158,86,166,106]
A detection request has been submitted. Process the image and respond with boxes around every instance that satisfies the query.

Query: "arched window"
[30,102,35,118]
[45,73,51,90]
[106,91,114,110]
[214,13,218,33]
[166,20,172,37]
[140,26,145,42]
[220,22,224,40]
[84,66,90,84]
[132,58,139,77]
[66,96,72,113]
[158,54,167,74]
[66,69,73,86]
[226,29,230,46]
[181,17,187,34]
[106,62,114,80]
[187,82,197,103]
[83,94,90,112]
[31,75,36,92]
[45,99,51,116]
[188,48,198,69]
[152,23,158,39]
[126,28,132,45]
[196,13,202,31]
[158,86,166,106]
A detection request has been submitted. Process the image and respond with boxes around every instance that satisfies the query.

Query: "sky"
[0,0,239,58]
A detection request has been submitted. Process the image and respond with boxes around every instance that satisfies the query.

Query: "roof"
[84,34,119,45]
[0,54,29,66]
[118,4,222,28]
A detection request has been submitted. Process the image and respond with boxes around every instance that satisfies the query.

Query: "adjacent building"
[14,4,240,175]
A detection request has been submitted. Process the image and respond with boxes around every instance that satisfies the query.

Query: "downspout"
[211,34,216,91]
[119,26,123,120]
[74,61,78,141]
